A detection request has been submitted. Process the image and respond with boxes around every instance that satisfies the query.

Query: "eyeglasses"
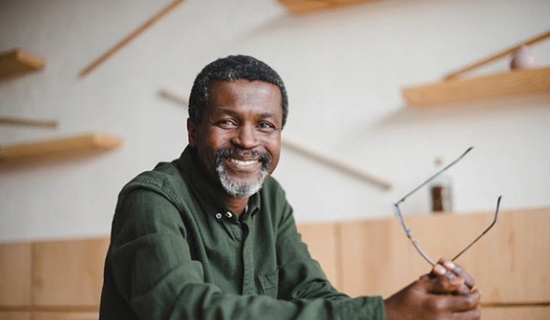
[393,147,501,266]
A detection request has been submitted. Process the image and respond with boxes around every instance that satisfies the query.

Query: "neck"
[224,196,248,216]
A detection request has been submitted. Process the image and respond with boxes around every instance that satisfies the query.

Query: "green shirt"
[99,146,385,319]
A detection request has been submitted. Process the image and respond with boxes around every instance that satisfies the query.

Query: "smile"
[215,148,271,173]
[229,158,260,166]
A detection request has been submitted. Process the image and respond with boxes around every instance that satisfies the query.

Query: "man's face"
[188,79,283,198]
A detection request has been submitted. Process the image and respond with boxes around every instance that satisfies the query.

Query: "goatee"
[215,148,271,198]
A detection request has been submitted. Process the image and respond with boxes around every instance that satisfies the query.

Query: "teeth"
[230,158,257,166]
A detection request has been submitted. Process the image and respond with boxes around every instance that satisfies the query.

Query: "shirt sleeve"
[106,186,386,320]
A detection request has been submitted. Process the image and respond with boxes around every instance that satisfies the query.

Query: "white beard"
[216,163,268,198]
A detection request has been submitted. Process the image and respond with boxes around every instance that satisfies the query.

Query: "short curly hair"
[188,55,289,128]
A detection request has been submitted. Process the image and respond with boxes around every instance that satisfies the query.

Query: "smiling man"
[99,55,481,320]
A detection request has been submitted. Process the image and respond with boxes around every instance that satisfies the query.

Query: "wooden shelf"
[402,66,550,108]
[0,49,45,79]
[278,0,378,14]
[0,133,122,162]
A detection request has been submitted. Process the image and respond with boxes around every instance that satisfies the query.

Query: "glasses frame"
[393,147,501,266]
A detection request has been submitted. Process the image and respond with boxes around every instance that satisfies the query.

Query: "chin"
[218,171,268,198]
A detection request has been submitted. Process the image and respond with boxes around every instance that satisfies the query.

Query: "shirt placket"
[240,221,255,295]
[219,212,255,295]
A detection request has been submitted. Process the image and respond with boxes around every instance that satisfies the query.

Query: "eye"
[256,121,278,133]
[213,119,239,130]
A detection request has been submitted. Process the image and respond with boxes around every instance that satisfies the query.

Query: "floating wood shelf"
[402,66,550,108]
[278,0,377,14]
[403,30,550,107]
[0,49,45,79]
[0,133,122,162]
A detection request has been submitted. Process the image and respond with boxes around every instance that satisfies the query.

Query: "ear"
[187,118,197,147]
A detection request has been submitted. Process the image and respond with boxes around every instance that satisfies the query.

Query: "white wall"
[1,0,549,242]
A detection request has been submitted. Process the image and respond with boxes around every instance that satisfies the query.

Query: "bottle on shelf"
[430,157,453,213]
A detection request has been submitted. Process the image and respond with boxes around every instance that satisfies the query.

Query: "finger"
[422,289,481,318]
[422,274,463,294]
[443,260,476,289]
[448,289,481,312]
[454,282,472,296]
[427,263,472,294]
[431,263,463,286]
[434,258,475,290]
[451,305,482,320]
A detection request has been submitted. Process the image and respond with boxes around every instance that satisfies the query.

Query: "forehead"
[207,80,282,116]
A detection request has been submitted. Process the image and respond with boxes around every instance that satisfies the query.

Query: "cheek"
[266,140,281,172]
[197,127,227,150]
[194,129,226,166]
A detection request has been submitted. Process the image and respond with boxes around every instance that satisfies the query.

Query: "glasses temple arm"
[452,195,502,261]
[397,147,473,206]
[393,204,436,266]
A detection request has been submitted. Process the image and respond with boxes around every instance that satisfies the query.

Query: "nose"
[232,123,259,149]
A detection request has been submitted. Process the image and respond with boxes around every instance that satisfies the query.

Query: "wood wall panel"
[0,242,32,307]
[338,216,418,298]
[0,312,30,320]
[482,305,550,319]
[338,208,550,305]
[32,311,99,320]
[32,238,109,308]
[297,222,340,289]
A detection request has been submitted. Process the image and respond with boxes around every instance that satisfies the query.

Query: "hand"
[429,258,476,295]
[384,259,481,320]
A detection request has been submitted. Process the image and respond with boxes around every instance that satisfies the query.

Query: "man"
[100,55,481,319]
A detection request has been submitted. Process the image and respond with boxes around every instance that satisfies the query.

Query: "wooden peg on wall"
[159,88,188,106]
[0,116,58,129]
[79,0,186,78]
[444,30,550,81]
[282,138,392,190]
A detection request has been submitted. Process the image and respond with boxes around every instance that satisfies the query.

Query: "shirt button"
[215,213,222,220]
[225,212,232,218]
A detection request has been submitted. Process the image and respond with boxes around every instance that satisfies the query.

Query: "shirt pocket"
[257,271,279,298]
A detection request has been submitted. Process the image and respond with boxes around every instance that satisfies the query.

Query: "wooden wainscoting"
[298,207,550,319]
[296,222,341,289]
[1,207,548,319]
[337,207,550,306]
[0,238,108,319]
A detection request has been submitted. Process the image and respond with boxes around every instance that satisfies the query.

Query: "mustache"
[216,148,271,171]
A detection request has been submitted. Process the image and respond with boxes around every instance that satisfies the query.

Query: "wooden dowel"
[79,0,186,78]
[282,138,392,190]
[0,116,58,128]
[159,88,188,106]
[444,30,550,81]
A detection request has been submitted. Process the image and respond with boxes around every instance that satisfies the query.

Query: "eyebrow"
[216,108,280,121]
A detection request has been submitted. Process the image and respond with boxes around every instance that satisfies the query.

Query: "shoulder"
[119,161,190,208]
